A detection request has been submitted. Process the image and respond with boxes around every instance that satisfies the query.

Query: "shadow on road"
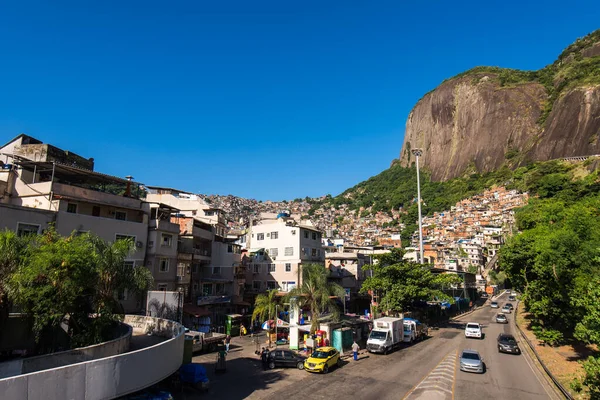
[171,356,287,400]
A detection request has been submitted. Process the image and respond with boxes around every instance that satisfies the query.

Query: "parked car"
[464,322,483,339]
[304,346,342,374]
[480,293,488,298]
[501,305,512,314]
[495,314,508,324]
[490,301,499,308]
[497,334,521,355]
[268,349,306,370]
[459,349,485,373]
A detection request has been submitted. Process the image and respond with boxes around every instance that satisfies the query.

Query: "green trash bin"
[183,336,194,364]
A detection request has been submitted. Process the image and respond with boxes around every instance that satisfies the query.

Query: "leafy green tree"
[9,229,98,351]
[573,273,600,345]
[252,289,279,346]
[287,263,344,334]
[581,356,600,399]
[8,230,155,352]
[0,230,30,344]
[360,249,461,313]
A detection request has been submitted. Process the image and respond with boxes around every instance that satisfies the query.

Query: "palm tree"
[252,289,279,346]
[0,230,28,344]
[288,263,345,334]
[89,235,154,316]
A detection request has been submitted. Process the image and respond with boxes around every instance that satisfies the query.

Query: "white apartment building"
[458,240,484,269]
[246,216,324,293]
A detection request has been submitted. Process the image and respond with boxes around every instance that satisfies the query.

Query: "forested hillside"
[499,158,600,397]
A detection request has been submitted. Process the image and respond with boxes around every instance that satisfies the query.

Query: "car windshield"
[491,302,498,305]
[462,352,480,360]
[466,324,479,329]
[311,351,330,359]
[369,330,387,340]
[500,336,516,344]
[497,314,505,318]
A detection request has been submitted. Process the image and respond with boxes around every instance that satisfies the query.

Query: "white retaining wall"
[0,315,184,400]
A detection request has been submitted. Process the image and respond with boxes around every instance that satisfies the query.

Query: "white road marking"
[404,352,457,400]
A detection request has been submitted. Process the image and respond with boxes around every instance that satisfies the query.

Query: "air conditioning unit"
[136,241,144,248]
[267,233,270,237]
[272,257,276,260]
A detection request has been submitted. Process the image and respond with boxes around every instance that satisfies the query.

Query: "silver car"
[459,349,485,373]
[495,313,508,324]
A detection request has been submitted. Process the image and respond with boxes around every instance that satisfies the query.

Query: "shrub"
[532,326,564,346]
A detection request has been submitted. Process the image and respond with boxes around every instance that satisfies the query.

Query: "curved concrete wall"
[0,322,132,379]
[0,315,184,400]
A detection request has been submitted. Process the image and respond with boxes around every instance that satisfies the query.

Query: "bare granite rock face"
[529,86,600,161]
[399,76,600,180]
[399,30,600,181]
[399,75,547,180]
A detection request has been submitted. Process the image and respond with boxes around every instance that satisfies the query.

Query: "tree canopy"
[360,248,461,313]
[498,163,600,397]
[3,228,153,353]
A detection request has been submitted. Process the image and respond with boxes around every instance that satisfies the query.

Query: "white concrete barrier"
[0,315,184,400]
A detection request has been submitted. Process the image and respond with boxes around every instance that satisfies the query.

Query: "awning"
[249,248,265,254]
[261,318,290,330]
[183,304,211,318]
[297,325,312,332]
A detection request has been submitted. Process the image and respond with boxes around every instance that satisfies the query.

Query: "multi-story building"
[245,214,324,294]
[146,202,181,292]
[145,186,228,237]
[325,252,366,311]
[0,134,150,312]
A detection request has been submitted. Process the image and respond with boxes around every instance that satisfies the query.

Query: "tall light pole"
[411,148,424,264]
[275,304,278,347]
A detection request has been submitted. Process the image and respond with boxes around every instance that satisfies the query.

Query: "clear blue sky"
[1,1,598,201]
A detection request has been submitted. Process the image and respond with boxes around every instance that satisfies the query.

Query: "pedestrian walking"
[352,341,360,361]
[225,335,231,353]
[261,347,269,370]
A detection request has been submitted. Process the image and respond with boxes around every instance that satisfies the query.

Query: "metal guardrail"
[514,303,574,400]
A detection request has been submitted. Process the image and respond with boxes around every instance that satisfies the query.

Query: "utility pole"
[411,149,424,264]
[275,304,278,347]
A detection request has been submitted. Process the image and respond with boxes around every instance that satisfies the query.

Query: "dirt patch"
[516,303,596,399]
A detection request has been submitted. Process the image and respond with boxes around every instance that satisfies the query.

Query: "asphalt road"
[183,292,559,400]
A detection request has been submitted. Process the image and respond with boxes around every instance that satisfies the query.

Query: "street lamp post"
[275,304,278,347]
[411,149,424,264]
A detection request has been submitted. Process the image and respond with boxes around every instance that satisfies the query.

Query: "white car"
[501,305,512,314]
[490,301,499,308]
[465,322,482,339]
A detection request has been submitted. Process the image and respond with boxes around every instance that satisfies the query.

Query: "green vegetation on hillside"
[316,157,600,247]
[498,160,600,397]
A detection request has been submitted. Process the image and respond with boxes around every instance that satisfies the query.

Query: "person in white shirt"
[352,341,360,361]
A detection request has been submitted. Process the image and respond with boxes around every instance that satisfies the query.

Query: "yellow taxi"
[303,346,342,374]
